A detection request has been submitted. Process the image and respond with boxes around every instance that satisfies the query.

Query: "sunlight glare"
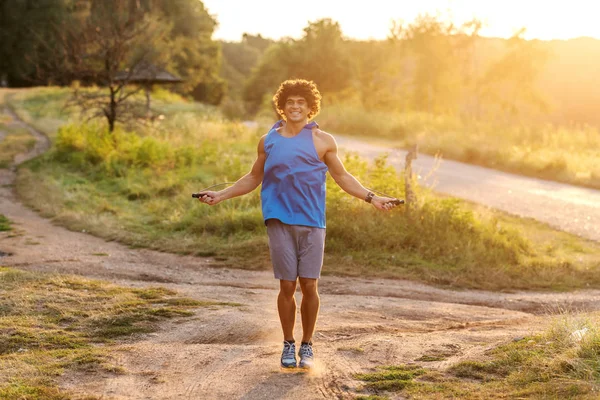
[204,0,600,41]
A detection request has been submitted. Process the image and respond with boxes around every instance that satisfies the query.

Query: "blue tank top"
[261,120,328,228]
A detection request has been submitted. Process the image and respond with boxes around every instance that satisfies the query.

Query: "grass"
[318,102,600,190]
[0,214,11,231]
[355,313,600,399]
[355,365,426,392]
[6,87,600,291]
[2,88,70,139]
[414,348,456,362]
[338,346,365,353]
[0,266,236,399]
[4,86,213,139]
[0,122,36,168]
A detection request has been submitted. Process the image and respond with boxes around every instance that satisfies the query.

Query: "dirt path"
[2,106,600,399]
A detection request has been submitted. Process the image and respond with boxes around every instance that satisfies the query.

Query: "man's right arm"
[198,135,266,206]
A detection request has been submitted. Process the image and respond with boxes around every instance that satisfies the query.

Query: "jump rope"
[192,183,405,206]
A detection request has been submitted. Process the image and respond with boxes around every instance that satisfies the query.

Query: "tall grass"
[39,119,530,280]
[16,118,600,290]
[9,88,600,290]
[319,102,600,189]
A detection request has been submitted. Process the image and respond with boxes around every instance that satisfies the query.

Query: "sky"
[202,0,599,42]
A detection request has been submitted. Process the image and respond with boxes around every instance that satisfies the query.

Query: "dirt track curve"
[2,103,600,399]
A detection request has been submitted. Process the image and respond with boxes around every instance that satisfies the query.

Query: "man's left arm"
[323,133,397,211]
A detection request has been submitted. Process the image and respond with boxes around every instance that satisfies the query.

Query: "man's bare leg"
[278,279,297,342]
[299,277,320,343]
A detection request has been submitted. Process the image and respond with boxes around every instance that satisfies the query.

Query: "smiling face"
[283,95,309,123]
[273,79,322,121]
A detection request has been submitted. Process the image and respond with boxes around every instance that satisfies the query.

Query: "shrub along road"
[336,135,600,243]
[1,105,600,398]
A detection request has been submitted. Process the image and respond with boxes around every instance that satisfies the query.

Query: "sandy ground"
[2,105,600,399]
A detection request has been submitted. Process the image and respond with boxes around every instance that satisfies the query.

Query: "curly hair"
[272,79,322,120]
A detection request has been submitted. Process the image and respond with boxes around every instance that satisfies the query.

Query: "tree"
[292,19,352,93]
[390,14,465,114]
[220,35,273,103]
[479,29,549,120]
[55,0,174,132]
[0,0,75,86]
[345,39,410,112]
[242,40,295,115]
[243,18,353,116]
[149,0,225,104]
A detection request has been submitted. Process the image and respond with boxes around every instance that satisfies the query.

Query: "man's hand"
[197,191,223,206]
[371,196,399,211]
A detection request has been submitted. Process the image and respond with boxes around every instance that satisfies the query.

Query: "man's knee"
[299,278,318,296]
[279,279,297,298]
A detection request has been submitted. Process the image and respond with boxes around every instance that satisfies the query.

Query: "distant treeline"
[1,2,598,126]
[221,18,600,127]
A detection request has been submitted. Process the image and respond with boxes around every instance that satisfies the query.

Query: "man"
[198,79,397,369]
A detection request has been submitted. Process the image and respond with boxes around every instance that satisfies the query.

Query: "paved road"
[336,135,600,242]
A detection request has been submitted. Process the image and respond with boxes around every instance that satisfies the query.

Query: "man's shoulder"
[257,133,268,153]
[313,127,334,141]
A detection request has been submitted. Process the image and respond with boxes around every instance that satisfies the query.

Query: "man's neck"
[283,119,308,136]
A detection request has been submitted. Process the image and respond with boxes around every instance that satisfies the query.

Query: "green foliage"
[0,0,75,86]
[13,89,600,291]
[294,19,353,93]
[391,15,468,114]
[344,40,405,112]
[480,28,549,118]
[150,0,224,103]
[6,6,600,129]
[239,13,551,126]
[243,42,293,115]
[220,35,273,100]
[0,214,11,231]
[216,14,600,129]
[324,153,535,288]
[243,19,352,114]
[28,117,542,289]
[53,122,203,175]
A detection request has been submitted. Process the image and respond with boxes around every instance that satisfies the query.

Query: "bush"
[53,123,199,175]
[325,153,529,283]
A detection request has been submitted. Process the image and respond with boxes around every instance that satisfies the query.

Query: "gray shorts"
[266,219,326,281]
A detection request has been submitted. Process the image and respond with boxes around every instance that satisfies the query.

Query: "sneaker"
[281,341,297,368]
[298,342,314,369]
